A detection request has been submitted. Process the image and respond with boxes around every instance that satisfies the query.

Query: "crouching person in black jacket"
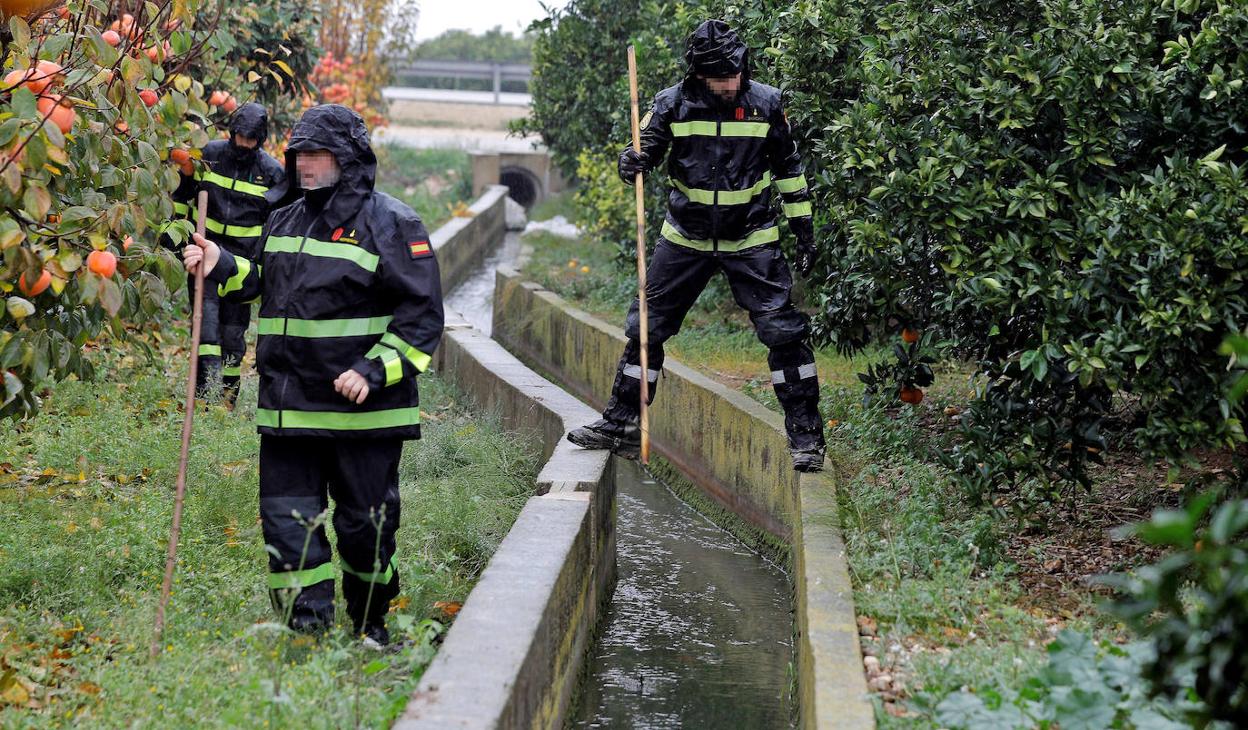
[183,104,444,647]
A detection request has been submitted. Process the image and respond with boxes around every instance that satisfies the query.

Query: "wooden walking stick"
[627,46,651,464]
[151,190,210,658]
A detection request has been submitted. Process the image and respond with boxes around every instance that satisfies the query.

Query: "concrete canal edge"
[491,267,875,729]
[396,190,616,729]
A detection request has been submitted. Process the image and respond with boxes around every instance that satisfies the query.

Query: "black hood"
[685,20,749,77]
[229,102,269,146]
[683,20,752,105]
[265,104,376,227]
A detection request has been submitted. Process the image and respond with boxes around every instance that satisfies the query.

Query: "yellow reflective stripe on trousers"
[377,332,432,373]
[268,562,335,590]
[198,344,221,357]
[203,216,264,239]
[222,365,242,377]
[265,235,380,273]
[196,169,270,198]
[660,221,780,252]
[670,120,770,138]
[341,557,396,584]
[783,201,813,218]
[255,407,421,431]
[774,174,808,194]
[257,316,393,338]
[673,171,772,206]
[220,257,254,296]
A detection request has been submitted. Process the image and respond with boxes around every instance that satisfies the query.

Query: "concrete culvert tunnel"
[499,166,541,208]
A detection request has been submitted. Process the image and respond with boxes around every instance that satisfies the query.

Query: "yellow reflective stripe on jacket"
[670,120,771,138]
[376,332,432,373]
[783,201,813,218]
[265,235,380,273]
[172,201,190,216]
[774,174,808,194]
[219,257,254,296]
[673,171,772,206]
[202,216,264,239]
[660,221,780,252]
[257,316,393,339]
[380,349,403,387]
[255,407,421,431]
[196,169,270,198]
[268,562,335,589]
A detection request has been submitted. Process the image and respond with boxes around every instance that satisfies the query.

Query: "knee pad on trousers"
[752,306,812,348]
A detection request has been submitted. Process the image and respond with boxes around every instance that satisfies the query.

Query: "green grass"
[518,223,1117,726]
[0,334,536,727]
[374,145,473,229]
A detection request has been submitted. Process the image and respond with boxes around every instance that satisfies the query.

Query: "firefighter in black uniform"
[183,104,444,645]
[172,103,286,406]
[567,20,826,472]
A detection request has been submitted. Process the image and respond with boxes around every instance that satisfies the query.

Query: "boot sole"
[566,431,640,460]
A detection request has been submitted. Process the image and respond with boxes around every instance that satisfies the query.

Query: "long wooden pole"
[151,190,209,659]
[627,46,650,464]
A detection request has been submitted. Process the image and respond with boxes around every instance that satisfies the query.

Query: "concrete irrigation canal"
[397,187,872,729]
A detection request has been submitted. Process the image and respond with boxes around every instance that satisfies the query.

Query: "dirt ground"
[387,100,529,131]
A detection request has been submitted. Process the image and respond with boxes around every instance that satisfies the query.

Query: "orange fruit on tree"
[3,68,29,89]
[102,29,121,47]
[18,269,51,297]
[122,235,134,252]
[36,94,75,134]
[221,95,238,113]
[899,386,924,405]
[208,90,228,106]
[86,250,117,278]
[28,60,62,94]
[139,88,159,107]
[170,148,190,165]
[901,327,920,344]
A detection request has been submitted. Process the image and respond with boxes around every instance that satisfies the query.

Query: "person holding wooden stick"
[182,104,444,646]
[567,19,826,472]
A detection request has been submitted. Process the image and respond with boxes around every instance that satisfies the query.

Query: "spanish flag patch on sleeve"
[408,240,431,259]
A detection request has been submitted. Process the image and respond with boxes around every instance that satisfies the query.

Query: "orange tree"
[0,0,314,418]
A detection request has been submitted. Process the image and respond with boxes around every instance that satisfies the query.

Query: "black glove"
[618,148,648,184]
[795,238,818,278]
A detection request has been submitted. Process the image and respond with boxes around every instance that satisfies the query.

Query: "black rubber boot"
[360,623,390,650]
[791,446,825,473]
[567,418,641,460]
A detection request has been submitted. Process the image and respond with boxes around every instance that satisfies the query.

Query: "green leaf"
[6,297,35,320]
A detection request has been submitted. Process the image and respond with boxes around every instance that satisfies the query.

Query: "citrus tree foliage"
[0,0,315,419]
[316,0,414,113]
[213,0,319,133]
[526,0,1248,506]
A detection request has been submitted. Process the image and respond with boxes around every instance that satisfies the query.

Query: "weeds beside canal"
[0,332,536,727]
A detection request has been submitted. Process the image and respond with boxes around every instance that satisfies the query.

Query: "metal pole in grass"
[151,189,209,659]
[627,45,651,465]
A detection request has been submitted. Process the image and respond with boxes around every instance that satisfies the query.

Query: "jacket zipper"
[713,117,722,252]
[275,220,317,429]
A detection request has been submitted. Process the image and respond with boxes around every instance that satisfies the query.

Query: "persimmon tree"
[0,0,313,418]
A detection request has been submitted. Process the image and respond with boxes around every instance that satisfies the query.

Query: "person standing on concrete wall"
[567,19,826,472]
[182,104,444,646]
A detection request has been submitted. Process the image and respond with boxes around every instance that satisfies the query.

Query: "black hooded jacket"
[172,103,286,258]
[626,20,815,252]
[208,104,444,439]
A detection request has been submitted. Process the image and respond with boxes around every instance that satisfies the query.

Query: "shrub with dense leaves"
[527,0,1248,508]
[0,1,316,419]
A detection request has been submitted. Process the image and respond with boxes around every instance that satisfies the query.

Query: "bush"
[527,0,1248,507]
[0,1,316,419]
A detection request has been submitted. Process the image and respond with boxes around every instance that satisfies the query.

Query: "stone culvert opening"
[500,166,541,208]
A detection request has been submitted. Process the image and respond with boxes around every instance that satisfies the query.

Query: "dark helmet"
[228,102,269,147]
[685,20,748,77]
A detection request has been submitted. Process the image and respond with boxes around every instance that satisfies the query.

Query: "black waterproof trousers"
[259,435,402,633]
[601,239,824,451]
[187,278,250,405]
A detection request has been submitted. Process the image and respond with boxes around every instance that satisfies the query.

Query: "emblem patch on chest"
[409,240,431,258]
[331,227,359,244]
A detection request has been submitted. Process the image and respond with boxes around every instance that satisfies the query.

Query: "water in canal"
[446,223,795,729]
